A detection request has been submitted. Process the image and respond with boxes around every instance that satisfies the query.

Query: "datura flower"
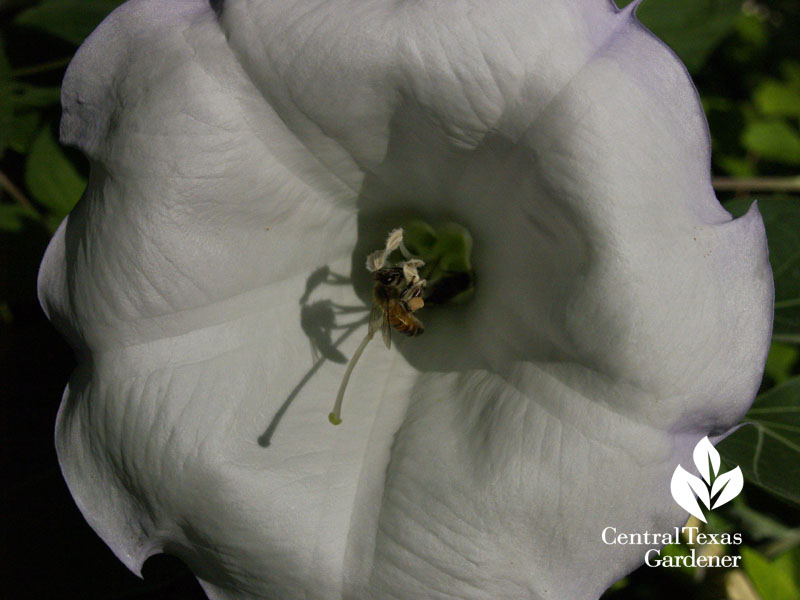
[39,0,773,598]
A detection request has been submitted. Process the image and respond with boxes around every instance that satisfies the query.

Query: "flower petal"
[40,0,773,599]
[42,2,406,597]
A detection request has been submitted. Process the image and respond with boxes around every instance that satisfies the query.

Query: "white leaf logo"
[693,436,720,485]
[671,465,710,522]
[670,437,743,522]
[711,466,744,510]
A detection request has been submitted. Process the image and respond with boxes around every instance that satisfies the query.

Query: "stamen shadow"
[258,266,367,447]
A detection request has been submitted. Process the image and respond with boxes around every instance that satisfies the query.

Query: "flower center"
[329,222,475,425]
[401,220,475,306]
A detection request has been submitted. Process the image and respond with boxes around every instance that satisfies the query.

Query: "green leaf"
[658,543,695,577]
[740,546,800,600]
[726,196,800,341]
[742,120,800,165]
[765,343,800,385]
[8,82,61,108]
[5,111,40,154]
[754,81,800,119]
[715,155,757,177]
[0,203,40,232]
[717,377,800,506]
[735,13,768,48]
[753,61,800,120]
[0,41,59,157]
[619,0,742,73]
[15,0,124,46]
[726,497,800,543]
[783,62,800,91]
[0,38,9,80]
[43,211,66,233]
[25,126,85,216]
[702,95,736,113]
[0,42,13,158]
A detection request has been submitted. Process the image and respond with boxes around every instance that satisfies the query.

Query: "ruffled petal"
[40,0,773,599]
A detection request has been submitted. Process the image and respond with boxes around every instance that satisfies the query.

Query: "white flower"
[39,0,773,598]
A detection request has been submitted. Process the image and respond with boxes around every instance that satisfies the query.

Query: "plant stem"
[11,56,72,77]
[712,177,800,193]
[0,170,35,210]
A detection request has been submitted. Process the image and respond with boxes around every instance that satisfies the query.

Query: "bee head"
[375,268,404,286]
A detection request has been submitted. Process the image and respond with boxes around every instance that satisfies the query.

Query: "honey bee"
[370,267,424,349]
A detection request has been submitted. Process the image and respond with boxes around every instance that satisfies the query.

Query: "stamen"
[398,240,414,260]
[366,228,408,272]
[365,250,386,272]
[386,227,415,260]
[329,327,375,425]
[331,226,430,426]
[385,228,404,252]
[401,278,426,302]
[402,259,424,284]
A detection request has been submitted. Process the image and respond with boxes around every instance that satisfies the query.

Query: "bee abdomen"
[390,315,424,336]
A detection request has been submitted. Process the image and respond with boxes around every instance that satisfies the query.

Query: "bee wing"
[381,310,392,350]
[369,305,383,336]
[369,305,392,350]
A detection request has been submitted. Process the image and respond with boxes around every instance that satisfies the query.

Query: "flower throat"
[329,221,475,425]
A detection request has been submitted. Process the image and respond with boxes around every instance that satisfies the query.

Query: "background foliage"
[1,0,798,598]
